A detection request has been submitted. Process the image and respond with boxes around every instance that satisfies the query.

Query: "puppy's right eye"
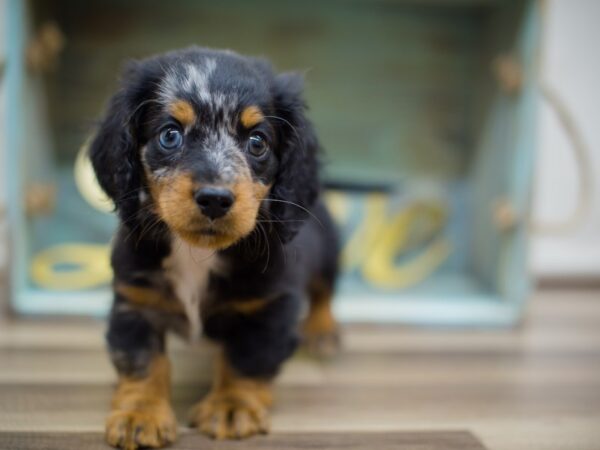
[158,126,183,151]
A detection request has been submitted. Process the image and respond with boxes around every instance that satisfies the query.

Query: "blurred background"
[0,0,598,323]
[1,2,600,449]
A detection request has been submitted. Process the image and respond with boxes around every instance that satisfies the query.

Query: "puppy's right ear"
[89,62,149,222]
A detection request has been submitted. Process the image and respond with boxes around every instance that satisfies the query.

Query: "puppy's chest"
[162,239,219,339]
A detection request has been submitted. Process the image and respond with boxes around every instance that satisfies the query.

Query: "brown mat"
[0,431,486,450]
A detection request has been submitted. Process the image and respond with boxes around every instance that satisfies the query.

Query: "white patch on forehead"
[184,59,216,103]
[160,58,217,104]
[159,58,239,118]
[163,236,219,341]
[212,92,228,111]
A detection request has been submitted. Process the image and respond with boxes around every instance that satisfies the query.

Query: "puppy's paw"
[105,405,177,450]
[189,388,271,439]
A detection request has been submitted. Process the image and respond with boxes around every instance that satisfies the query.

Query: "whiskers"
[261,198,323,229]
[257,221,271,273]
[120,200,163,247]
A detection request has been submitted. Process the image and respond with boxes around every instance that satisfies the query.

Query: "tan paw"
[189,389,270,439]
[105,406,177,450]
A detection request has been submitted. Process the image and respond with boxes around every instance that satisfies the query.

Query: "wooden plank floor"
[1,289,600,449]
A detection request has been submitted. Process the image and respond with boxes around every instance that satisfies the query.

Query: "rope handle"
[531,82,594,234]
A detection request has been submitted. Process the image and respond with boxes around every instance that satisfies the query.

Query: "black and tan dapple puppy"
[89,46,340,450]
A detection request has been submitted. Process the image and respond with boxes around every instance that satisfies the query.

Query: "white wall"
[531,0,600,278]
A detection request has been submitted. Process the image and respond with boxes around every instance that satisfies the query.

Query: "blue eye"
[247,132,269,158]
[158,126,183,150]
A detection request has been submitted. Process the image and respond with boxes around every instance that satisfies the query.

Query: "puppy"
[90,46,340,449]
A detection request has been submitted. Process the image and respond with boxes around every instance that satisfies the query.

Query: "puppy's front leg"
[192,295,300,439]
[105,307,177,450]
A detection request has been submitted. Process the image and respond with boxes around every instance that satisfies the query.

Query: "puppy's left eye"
[247,132,269,158]
[158,126,183,151]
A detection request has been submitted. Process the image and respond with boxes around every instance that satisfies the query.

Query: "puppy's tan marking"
[168,99,196,127]
[240,105,264,129]
[115,283,183,314]
[229,298,269,315]
[145,163,272,250]
[189,351,272,439]
[302,278,340,358]
[153,173,197,230]
[205,298,270,317]
[106,355,177,450]
[227,179,271,241]
[146,171,200,239]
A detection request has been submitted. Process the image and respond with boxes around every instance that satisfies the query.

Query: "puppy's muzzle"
[194,187,235,220]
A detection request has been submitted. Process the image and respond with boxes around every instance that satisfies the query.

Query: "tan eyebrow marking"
[240,105,264,128]
[168,100,196,127]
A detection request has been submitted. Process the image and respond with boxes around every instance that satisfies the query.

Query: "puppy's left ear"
[268,73,320,242]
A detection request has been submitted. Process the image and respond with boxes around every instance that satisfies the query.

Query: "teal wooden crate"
[3,0,540,325]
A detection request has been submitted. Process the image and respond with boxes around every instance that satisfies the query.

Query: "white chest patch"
[162,237,218,341]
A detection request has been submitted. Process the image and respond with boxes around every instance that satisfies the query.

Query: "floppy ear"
[268,73,320,243]
[89,63,148,223]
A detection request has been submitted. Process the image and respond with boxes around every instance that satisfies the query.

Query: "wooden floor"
[1,289,600,450]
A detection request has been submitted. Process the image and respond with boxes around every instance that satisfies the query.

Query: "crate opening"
[12,0,536,324]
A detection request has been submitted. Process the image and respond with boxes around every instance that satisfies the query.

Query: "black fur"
[90,46,339,382]
[106,302,165,376]
[90,62,154,224]
[268,72,321,242]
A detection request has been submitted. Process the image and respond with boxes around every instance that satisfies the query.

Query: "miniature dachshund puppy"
[90,46,340,449]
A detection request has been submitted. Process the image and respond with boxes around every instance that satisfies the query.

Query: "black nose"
[194,187,235,220]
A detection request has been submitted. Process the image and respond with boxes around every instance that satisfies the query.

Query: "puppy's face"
[140,59,279,248]
[91,48,319,249]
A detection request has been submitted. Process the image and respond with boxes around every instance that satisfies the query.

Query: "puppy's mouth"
[170,216,252,250]
[179,217,230,234]
[181,224,230,238]
[177,221,230,238]
[198,227,219,236]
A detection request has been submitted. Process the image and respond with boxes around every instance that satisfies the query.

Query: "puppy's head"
[90,47,319,249]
